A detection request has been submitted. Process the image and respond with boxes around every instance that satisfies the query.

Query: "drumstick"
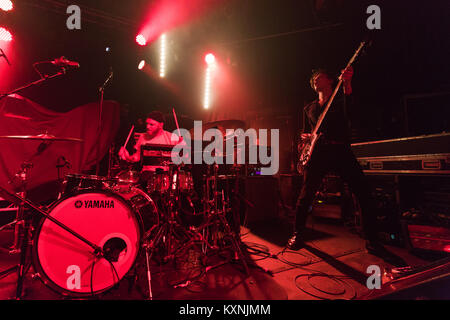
[123,125,134,148]
[172,108,181,139]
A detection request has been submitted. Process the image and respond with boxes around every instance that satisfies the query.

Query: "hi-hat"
[0,133,83,142]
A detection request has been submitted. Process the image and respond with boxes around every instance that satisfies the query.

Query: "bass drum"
[32,188,158,297]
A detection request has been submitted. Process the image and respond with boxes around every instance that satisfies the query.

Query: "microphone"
[99,68,113,92]
[51,56,80,68]
[0,48,11,66]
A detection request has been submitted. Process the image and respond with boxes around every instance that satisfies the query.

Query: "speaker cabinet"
[243,176,279,224]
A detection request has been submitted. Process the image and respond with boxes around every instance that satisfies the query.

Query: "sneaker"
[286,232,305,250]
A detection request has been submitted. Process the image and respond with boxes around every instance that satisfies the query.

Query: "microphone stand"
[95,69,113,176]
[0,70,66,101]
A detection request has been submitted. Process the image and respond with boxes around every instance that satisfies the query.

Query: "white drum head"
[34,192,141,295]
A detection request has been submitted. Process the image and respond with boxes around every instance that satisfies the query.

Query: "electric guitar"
[297,40,369,173]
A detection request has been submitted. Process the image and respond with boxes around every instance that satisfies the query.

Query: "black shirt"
[303,92,352,144]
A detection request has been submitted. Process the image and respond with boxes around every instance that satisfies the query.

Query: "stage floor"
[0,211,446,300]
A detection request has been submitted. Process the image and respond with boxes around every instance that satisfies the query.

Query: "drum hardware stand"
[141,165,195,300]
[200,164,250,276]
[56,156,71,198]
[0,161,33,254]
[0,68,66,101]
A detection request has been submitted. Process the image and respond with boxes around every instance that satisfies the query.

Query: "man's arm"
[118,136,142,162]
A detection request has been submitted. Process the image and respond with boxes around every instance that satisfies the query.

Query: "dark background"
[1,0,449,172]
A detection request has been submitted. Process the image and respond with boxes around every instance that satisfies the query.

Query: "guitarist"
[287,67,386,256]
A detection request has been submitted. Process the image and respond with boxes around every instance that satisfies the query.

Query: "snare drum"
[115,170,140,185]
[32,187,158,297]
[62,173,116,194]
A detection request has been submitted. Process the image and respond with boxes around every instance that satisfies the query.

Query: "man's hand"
[300,133,312,140]
[339,66,353,95]
[118,147,130,161]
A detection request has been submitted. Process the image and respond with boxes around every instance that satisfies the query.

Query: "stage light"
[205,53,215,65]
[159,33,166,78]
[0,0,13,12]
[138,60,146,70]
[136,34,147,46]
[0,27,13,42]
[203,65,213,109]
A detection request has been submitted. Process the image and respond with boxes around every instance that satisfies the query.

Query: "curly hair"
[309,69,334,89]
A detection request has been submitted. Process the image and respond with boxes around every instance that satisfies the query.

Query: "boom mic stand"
[0,70,66,101]
[95,68,113,177]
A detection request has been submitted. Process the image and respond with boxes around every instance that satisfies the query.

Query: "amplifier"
[365,174,405,246]
[402,223,450,253]
[363,174,450,249]
[243,176,279,225]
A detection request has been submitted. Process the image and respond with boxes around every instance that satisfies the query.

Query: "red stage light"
[0,0,13,12]
[0,27,13,42]
[136,34,147,46]
[138,60,146,70]
[205,53,215,65]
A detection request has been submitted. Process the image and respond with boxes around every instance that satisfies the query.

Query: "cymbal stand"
[0,161,33,254]
[199,164,249,276]
[141,165,195,299]
[0,204,32,300]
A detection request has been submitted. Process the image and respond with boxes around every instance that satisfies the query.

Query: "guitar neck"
[310,41,366,136]
[311,78,343,136]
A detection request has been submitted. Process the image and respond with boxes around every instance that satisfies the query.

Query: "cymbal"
[0,133,83,142]
[189,119,246,138]
[141,143,177,151]
[203,119,246,131]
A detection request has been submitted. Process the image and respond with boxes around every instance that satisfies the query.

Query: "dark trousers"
[295,141,377,241]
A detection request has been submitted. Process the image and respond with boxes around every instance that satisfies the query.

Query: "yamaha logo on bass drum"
[73,199,115,209]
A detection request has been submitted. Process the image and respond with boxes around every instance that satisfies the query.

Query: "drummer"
[118,111,184,173]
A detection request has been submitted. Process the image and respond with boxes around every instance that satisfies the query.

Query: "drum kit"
[0,119,250,300]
